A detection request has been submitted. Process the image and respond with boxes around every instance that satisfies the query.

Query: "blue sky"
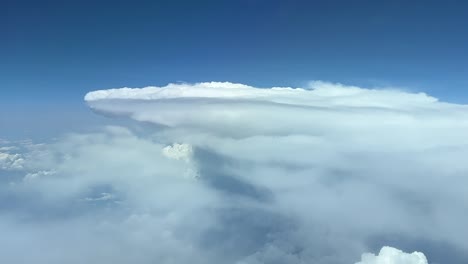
[1,0,468,139]
[3,0,468,104]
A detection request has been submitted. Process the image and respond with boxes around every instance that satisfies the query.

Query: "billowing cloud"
[356,247,427,264]
[2,81,468,263]
[0,151,24,170]
[162,143,194,162]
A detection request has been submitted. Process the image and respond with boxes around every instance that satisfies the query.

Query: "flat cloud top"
[85,81,442,109]
[85,81,468,144]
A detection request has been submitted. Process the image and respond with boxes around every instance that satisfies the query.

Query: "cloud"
[84,81,437,108]
[0,146,18,152]
[356,247,427,264]
[0,151,24,170]
[3,81,468,263]
[84,81,468,263]
[23,170,56,182]
[162,143,194,162]
[83,192,115,202]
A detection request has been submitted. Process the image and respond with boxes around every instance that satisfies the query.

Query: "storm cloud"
[1,81,468,263]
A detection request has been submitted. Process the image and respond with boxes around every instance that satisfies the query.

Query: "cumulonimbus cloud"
[2,81,468,263]
[84,81,468,263]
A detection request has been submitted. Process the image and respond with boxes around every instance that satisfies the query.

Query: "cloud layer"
[2,81,468,263]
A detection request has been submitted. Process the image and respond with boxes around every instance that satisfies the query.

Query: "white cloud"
[83,81,468,262]
[0,151,25,170]
[85,82,468,150]
[23,170,56,182]
[85,81,437,108]
[162,143,193,162]
[0,146,17,151]
[162,143,198,178]
[1,81,468,263]
[356,246,428,264]
[83,192,115,202]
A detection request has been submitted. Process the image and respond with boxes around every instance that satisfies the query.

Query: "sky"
[3,0,468,103]
[3,0,468,139]
[2,1,468,264]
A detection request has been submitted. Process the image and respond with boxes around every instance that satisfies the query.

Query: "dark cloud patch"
[195,147,274,203]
